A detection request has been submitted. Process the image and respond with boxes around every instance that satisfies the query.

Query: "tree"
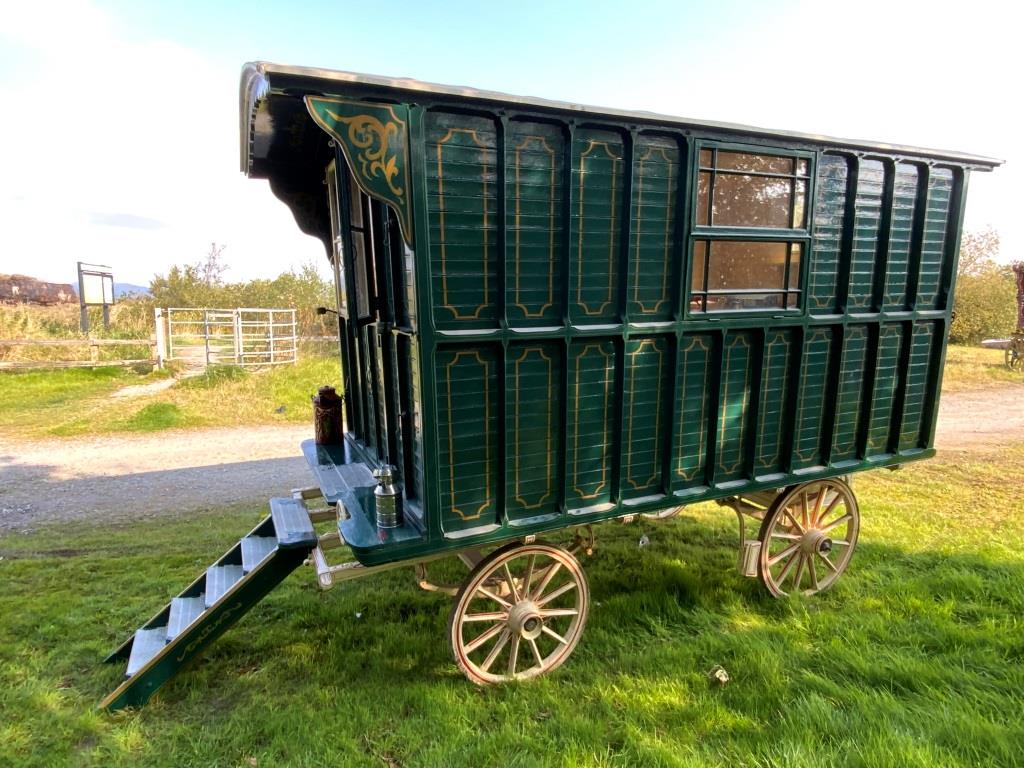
[950,228,1016,344]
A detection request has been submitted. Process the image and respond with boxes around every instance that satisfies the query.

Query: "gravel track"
[1,384,1020,532]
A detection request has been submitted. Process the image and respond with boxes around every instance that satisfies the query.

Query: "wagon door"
[326,160,420,507]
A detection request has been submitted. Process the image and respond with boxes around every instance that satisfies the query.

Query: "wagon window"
[690,241,802,312]
[690,143,812,315]
[697,149,810,229]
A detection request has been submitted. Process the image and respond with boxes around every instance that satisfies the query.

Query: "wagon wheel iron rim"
[448,543,589,685]
[757,479,859,598]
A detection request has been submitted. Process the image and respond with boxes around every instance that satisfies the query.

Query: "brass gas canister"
[312,385,343,445]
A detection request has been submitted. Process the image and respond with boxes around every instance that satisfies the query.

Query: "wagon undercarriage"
[101,469,862,710]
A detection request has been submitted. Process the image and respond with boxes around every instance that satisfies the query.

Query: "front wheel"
[756,479,859,598]
[448,542,589,684]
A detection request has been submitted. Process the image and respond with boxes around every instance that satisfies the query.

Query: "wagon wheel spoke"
[812,487,826,526]
[807,554,819,592]
[541,625,568,646]
[476,586,513,610]
[820,514,852,534]
[507,634,521,677]
[801,491,811,528]
[792,553,807,591]
[522,554,536,598]
[539,607,579,618]
[480,629,511,671]
[528,637,544,668]
[464,622,505,654]
[782,508,805,534]
[462,611,509,623]
[770,531,802,541]
[503,563,521,602]
[816,492,843,526]
[775,550,800,587]
[768,542,800,566]
[530,561,563,601]
[817,551,839,573]
[537,580,577,607]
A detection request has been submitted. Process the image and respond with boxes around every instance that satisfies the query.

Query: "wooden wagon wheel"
[1006,342,1022,371]
[448,542,589,685]
[757,479,859,598]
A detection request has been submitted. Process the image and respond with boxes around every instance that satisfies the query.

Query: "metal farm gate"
[154,307,298,370]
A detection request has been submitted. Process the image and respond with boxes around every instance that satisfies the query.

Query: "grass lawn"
[2,442,1023,767]
[0,352,342,438]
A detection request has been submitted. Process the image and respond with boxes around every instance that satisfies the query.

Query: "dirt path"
[0,384,1020,532]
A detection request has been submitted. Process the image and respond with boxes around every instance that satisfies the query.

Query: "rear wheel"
[448,542,589,684]
[757,479,859,598]
[1007,342,1022,371]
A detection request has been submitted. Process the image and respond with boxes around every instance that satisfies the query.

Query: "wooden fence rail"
[0,337,158,370]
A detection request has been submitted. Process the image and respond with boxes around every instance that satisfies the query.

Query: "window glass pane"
[699,149,713,167]
[716,151,793,175]
[792,180,807,228]
[697,171,711,226]
[706,293,783,312]
[789,243,802,289]
[797,159,809,177]
[706,241,790,291]
[349,174,364,228]
[691,241,707,291]
[712,174,793,228]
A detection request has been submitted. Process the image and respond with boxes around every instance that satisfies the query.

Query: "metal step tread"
[241,536,277,572]
[270,497,317,548]
[204,565,245,608]
[126,627,167,677]
[167,596,206,641]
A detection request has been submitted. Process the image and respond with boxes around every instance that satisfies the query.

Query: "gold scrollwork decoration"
[326,109,405,199]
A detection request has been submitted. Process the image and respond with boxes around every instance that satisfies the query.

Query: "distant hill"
[114,282,150,298]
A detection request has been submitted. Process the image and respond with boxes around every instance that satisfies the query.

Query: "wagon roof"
[241,61,1003,175]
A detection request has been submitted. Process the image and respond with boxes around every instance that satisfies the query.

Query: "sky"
[0,0,1017,287]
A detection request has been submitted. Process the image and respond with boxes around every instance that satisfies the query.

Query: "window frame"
[686,140,816,318]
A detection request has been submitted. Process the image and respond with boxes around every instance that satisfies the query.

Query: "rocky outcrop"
[0,274,77,305]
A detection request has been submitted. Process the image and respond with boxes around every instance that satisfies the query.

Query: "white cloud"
[0,0,324,285]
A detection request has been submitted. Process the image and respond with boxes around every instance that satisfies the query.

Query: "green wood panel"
[867,325,904,457]
[567,339,617,508]
[571,129,624,323]
[426,113,499,328]
[507,122,565,326]
[674,334,714,489]
[622,336,670,498]
[506,343,562,521]
[755,329,795,476]
[793,327,834,469]
[884,163,919,310]
[810,154,848,314]
[831,325,869,463]
[918,168,953,309]
[848,160,884,311]
[628,136,681,320]
[436,345,500,531]
[716,332,754,482]
[899,322,937,451]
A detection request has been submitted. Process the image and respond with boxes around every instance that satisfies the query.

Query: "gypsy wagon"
[101,62,1001,710]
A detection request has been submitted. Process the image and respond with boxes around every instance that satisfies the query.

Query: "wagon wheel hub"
[508,601,545,640]
[801,529,833,556]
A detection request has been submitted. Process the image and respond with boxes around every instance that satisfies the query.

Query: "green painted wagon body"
[240,62,999,566]
[100,62,1001,710]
